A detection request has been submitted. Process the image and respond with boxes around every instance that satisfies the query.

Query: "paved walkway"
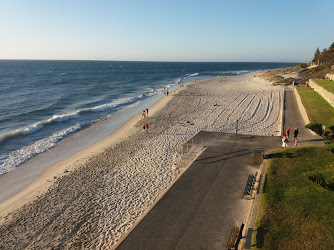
[117,133,280,250]
[117,88,324,250]
[283,88,324,147]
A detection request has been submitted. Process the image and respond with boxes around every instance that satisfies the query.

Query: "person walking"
[286,127,290,140]
[293,128,298,147]
[282,136,288,148]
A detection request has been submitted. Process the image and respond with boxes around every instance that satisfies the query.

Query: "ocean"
[0,60,297,175]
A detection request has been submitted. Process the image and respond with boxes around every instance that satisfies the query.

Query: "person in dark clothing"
[293,128,299,145]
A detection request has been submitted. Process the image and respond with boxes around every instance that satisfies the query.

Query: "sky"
[0,0,333,62]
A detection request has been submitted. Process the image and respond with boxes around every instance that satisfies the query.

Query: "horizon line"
[0,59,303,64]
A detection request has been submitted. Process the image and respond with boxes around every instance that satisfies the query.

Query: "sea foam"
[0,124,81,175]
[20,123,44,135]
[48,112,80,123]
[89,96,135,112]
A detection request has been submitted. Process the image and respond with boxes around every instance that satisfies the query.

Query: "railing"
[243,172,258,199]
[182,138,205,165]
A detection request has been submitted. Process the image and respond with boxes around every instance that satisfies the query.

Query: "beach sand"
[0,74,284,249]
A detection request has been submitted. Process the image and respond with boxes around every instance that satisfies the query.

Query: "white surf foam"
[89,97,135,112]
[0,124,81,175]
[48,112,80,123]
[20,123,44,135]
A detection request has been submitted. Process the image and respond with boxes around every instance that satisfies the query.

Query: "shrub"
[325,175,334,190]
[304,166,334,190]
[325,142,334,153]
[328,125,334,133]
[273,77,295,86]
[305,122,323,135]
[327,134,334,141]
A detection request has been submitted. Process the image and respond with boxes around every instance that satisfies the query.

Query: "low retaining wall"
[308,79,334,107]
[281,89,285,137]
[293,87,317,137]
[326,73,334,81]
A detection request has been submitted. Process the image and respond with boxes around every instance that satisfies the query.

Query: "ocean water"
[0,60,297,175]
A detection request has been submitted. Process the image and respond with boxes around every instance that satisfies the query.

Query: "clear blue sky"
[1,0,333,62]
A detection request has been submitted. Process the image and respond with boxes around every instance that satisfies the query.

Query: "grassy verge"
[252,147,334,249]
[297,87,334,128]
[314,79,334,94]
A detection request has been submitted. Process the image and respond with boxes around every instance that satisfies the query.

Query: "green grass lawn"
[297,87,334,128]
[315,79,334,94]
[252,147,334,249]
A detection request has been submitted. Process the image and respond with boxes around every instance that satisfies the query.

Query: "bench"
[243,172,258,198]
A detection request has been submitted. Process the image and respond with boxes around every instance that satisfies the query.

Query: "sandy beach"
[0,74,284,249]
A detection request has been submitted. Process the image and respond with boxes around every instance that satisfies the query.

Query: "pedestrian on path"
[282,136,288,148]
[293,128,298,139]
[286,127,290,140]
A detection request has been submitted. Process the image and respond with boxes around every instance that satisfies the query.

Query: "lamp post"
[236,119,239,135]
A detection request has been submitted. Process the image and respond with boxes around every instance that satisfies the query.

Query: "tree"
[329,42,334,51]
[313,48,321,64]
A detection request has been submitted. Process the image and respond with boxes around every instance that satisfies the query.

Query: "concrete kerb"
[242,153,268,249]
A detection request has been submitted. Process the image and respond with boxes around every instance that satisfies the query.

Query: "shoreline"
[0,83,186,221]
[0,73,284,248]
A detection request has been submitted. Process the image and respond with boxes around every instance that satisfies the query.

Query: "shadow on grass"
[255,226,267,248]
[263,174,268,193]
[267,152,295,159]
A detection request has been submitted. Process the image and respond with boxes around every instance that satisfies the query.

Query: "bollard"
[236,119,239,135]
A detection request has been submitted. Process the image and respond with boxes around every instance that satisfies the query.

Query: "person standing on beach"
[146,108,148,118]
[145,124,149,134]
[142,124,146,133]
[142,110,146,118]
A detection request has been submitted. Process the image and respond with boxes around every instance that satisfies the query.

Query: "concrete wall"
[293,87,310,125]
[326,73,334,81]
[308,79,334,108]
[293,87,317,135]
